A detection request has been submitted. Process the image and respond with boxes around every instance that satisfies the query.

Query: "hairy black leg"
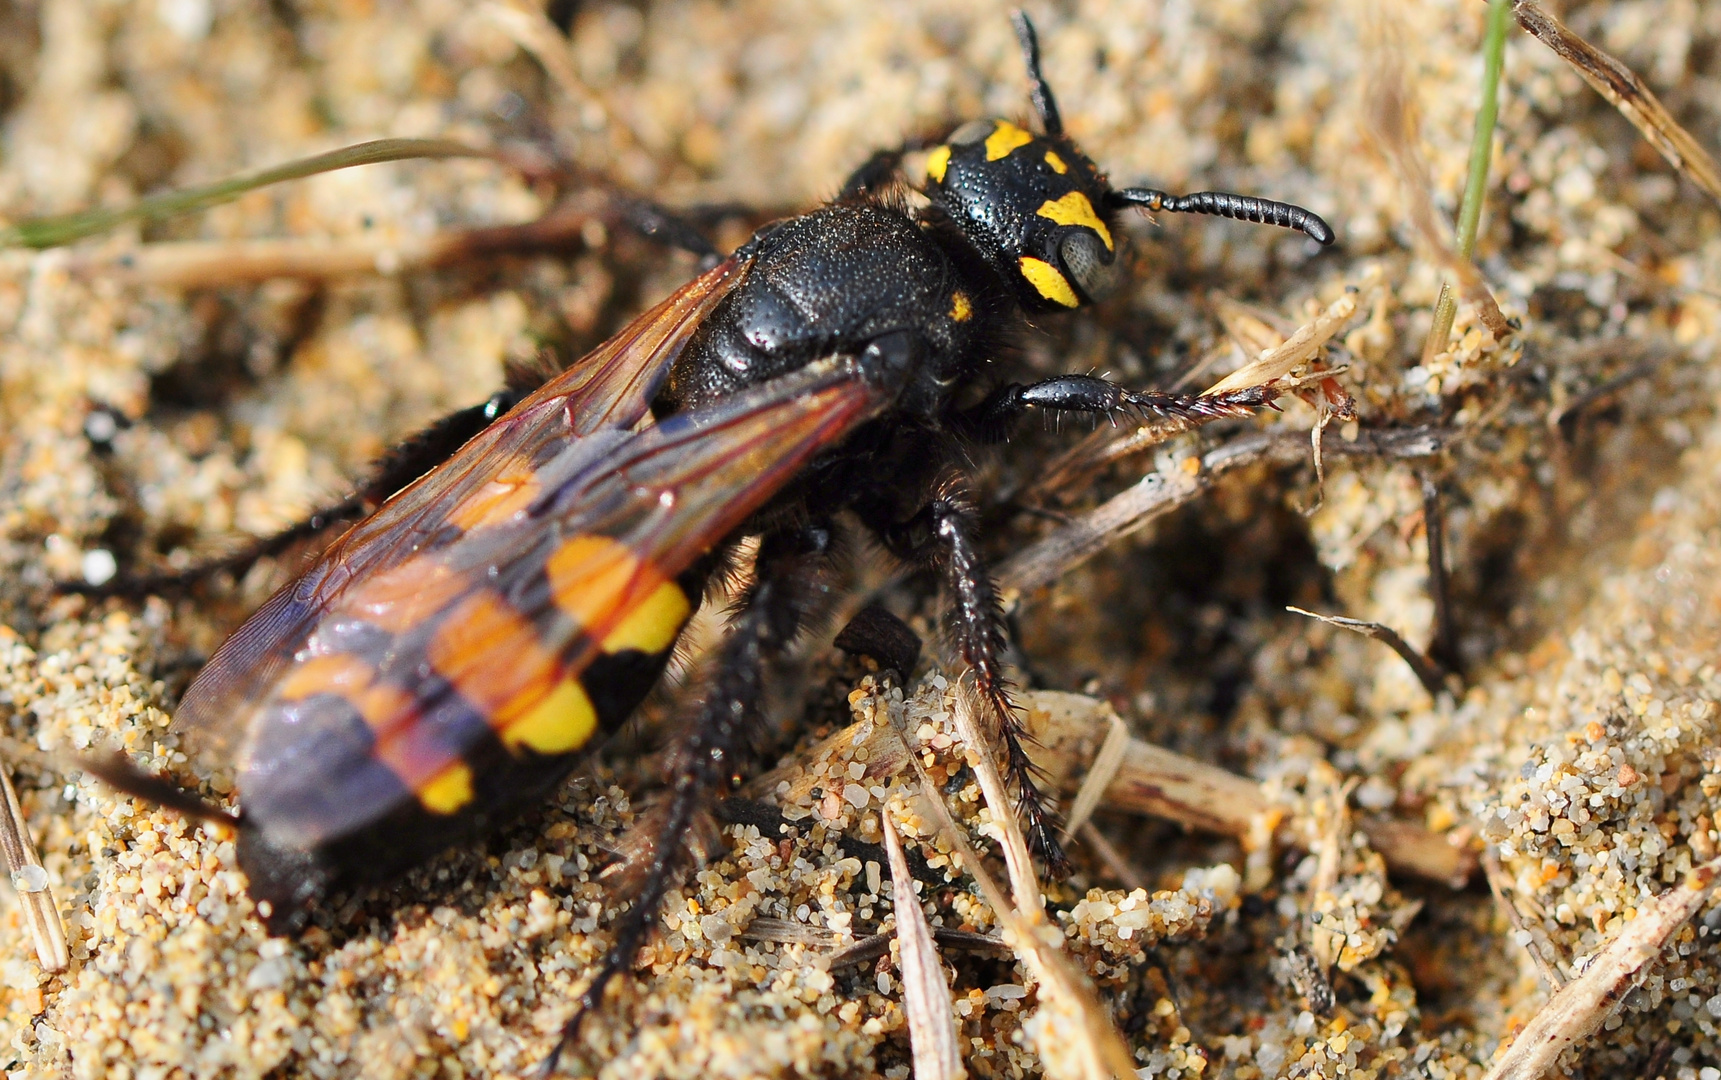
[890,483,1069,876]
[67,382,540,598]
[541,524,834,1074]
[953,373,1278,443]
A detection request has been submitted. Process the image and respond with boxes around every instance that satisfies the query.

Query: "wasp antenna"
[80,753,241,827]
[1010,10,1064,136]
[1111,187,1335,246]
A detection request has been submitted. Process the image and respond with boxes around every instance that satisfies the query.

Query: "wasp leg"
[543,524,834,1074]
[955,373,1277,442]
[67,383,539,598]
[611,195,722,268]
[885,484,1070,876]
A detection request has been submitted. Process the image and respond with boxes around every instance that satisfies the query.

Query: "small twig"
[1482,847,1566,989]
[1060,710,1131,843]
[1481,859,1721,1080]
[1000,426,1455,597]
[1507,0,1721,209]
[810,926,1011,972]
[883,813,967,1080]
[1421,476,1460,673]
[1286,606,1451,699]
[0,762,68,973]
[1024,692,1477,888]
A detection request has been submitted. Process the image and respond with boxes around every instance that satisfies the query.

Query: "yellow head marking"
[601,580,691,655]
[925,144,951,184]
[984,121,1034,161]
[1036,191,1113,251]
[1018,256,1079,307]
[417,761,474,814]
[1043,149,1068,174]
[501,677,598,754]
[949,290,973,323]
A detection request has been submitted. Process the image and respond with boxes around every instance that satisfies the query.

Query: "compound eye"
[1060,231,1119,302]
[948,119,994,146]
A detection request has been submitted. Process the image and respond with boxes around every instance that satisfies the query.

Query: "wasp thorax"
[922,118,1121,311]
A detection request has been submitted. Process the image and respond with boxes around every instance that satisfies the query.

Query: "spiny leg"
[953,372,1278,443]
[896,480,1070,877]
[541,524,836,1074]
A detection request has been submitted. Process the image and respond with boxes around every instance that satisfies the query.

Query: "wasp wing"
[237,356,891,847]
[174,255,749,755]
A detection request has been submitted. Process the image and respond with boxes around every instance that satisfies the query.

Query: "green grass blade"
[1423,0,1513,362]
[0,137,495,250]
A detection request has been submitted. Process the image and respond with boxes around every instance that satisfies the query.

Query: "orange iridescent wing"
[237,356,890,846]
[174,254,749,755]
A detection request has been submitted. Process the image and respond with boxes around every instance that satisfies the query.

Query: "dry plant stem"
[1423,0,1512,363]
[883,814,967,1080]
[1507,0,1721,207]
[896,734,1139,1080]
[1363,11,1513,339]
[1026,711,1477,888]
[0,763,68,973]
[951,681,1043,914]
[1000,426,1455,596]
[1286,606,1451,699]
[1060,710,1131,843]
[1422,477,1460,672]
[1480,860,1721,1080]
[1202,286,1362,395]
[1482,847,1566,989]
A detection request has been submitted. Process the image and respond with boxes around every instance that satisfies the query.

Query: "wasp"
[87,11,1332,1066]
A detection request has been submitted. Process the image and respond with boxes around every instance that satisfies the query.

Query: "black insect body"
[87,13,1333,1068]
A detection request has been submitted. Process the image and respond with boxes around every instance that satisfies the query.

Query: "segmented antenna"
[1010,10,1063,136]
[1111,188,1335,245]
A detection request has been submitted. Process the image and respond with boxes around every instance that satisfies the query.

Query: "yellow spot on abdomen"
[984,121,1034,161]
[925,144,952,183]
[500,677,598,754]
[949,290,973,323]
[546,534,690,654]
[601,580,691,655]
[1018,256,1079,308]
[1043,150,1068,174]
[417,761,474,814]
[1036,191,1113,251]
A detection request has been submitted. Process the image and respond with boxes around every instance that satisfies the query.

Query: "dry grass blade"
[883,814,967,1080]
[482,1,644,155]
[1059,709,1130,843]
[0,762,68,973]
[1025,692,1476,888]
[893,726,1139,1080]
[1361,11,1512,339]
[1000,426,1455,596]
[1509,0,1721,207]
[1202,283,1364,395]
[1480,859,1721,1080]
[951,679,1043,913]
